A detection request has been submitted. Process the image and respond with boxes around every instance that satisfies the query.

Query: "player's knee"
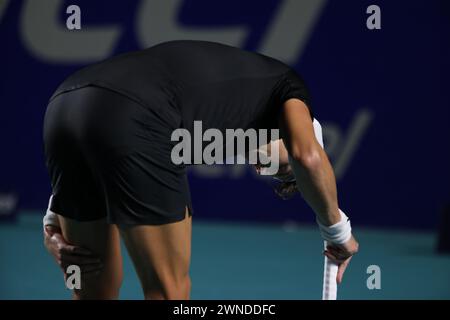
[72,285,121,300]
[71,271,122,300]
[162,274,190,300]
[143,274,191,300]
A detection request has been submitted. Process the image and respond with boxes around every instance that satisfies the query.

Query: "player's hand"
[324,235,359,284]
[44,225,103,277]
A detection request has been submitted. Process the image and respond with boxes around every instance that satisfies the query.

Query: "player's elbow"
[291,145,323,171]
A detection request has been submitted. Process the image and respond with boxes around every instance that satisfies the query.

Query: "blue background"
[1,0,449,229]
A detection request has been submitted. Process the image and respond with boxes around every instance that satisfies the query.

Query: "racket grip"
[322,241,339,300]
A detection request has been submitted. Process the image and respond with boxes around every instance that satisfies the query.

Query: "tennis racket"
[322,241,339,300]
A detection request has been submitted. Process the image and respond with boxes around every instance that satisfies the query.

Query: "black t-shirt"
[51,40,312,134]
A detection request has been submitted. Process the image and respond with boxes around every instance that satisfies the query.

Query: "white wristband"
[43,195,60,229]
[317,209,352,244]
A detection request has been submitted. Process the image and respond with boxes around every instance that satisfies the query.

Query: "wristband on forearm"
[43,195,60,229]
[317,209,352,244]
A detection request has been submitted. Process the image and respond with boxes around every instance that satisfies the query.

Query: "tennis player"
[42,40,358,299]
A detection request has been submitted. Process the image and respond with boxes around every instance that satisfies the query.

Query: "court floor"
[1,213,449,299]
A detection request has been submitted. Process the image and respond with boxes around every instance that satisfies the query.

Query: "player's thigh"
[119,210,192,300]
[58,216,123,299]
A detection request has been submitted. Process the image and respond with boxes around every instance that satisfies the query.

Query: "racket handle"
[322,241,339,300]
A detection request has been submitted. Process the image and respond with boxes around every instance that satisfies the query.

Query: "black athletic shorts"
[43,86,193,225]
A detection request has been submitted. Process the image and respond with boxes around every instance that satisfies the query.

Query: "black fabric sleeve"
[276,69,314,121]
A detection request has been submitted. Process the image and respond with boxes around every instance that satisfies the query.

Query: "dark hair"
[273,180,298,200]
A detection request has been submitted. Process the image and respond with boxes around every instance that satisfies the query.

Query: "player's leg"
[44,88,125,299]
[44,139,123,299]
[58,216,123,299]
[72,87,194,299]
[119,209,192,300]
[49,85,194,299]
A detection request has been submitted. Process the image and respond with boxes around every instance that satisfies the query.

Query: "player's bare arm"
[279,98,359,282]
